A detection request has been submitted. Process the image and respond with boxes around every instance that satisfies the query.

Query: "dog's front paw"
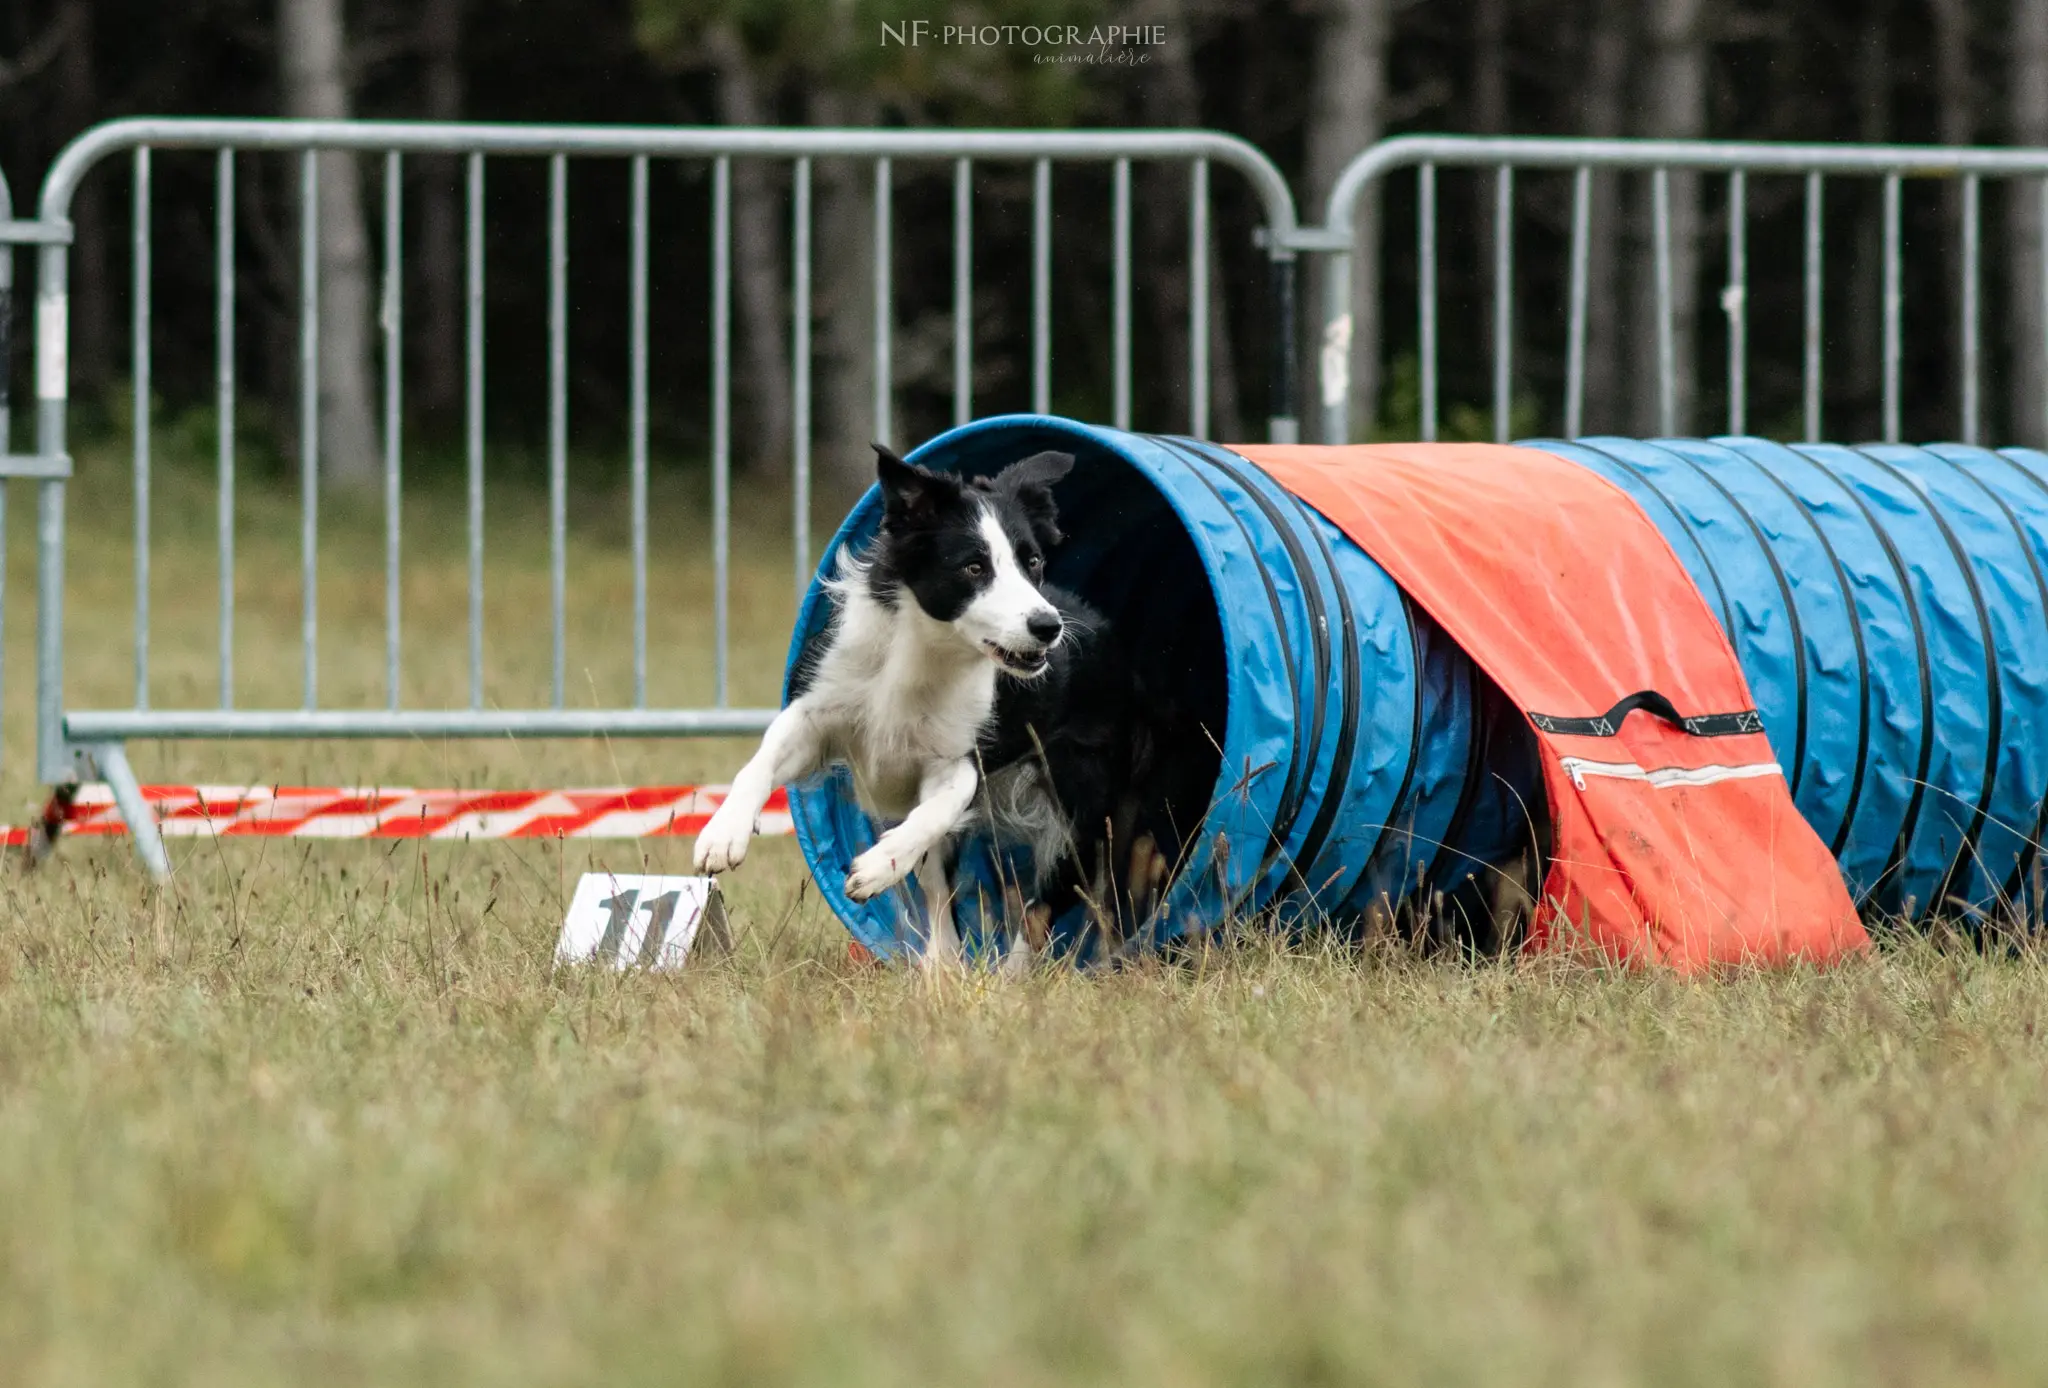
[999,903,1054,977]
[844,844,912,901]
[693,807,754,875]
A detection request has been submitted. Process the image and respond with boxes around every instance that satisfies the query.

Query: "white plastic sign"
[556,873,727,970]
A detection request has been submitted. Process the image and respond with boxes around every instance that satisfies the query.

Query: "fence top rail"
[1323,133,2048,236]
[38,116,1299,238]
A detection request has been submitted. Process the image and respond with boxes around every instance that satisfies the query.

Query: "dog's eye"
[964,562,984,577]
[1027,555,1043,573]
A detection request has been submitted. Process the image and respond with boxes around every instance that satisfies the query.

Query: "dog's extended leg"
[846,758,978,902]
[693,699,825,875]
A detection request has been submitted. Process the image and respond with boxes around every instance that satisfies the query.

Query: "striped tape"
[0,784,792,847]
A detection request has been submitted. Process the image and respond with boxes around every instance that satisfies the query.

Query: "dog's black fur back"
[975,586,1217,947]
[975,582,1131,908]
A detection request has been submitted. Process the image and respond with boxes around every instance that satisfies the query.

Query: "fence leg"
[1319,251,1352,445]
[86,743,169,880]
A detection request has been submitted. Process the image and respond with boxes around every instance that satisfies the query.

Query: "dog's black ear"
[873,443,959,523]
[997,450,1073,547]
[1000,450,1075,493]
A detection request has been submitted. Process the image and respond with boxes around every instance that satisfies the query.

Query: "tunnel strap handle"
[1527,690,1764,739]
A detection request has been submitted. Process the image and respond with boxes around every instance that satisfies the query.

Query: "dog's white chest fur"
[806,583,997,821]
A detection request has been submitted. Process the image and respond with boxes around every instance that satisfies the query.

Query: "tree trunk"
[1304,0,1392,439]
[809,87,878,497]
[55,0,108,395]
[1580,0,1630,433]
[1137,0,1200,432]
[1929,0,1975,149]
[279,0,379,488]
[1473,0,1509,382]
[1473,0,1509,136]
[1207,228,1244,443]
[1631,0,1705,436]
[705,23,791,472]
[2013,0,2048,444]
[1845,6,1889,435]
[1930,0,1972,439]
[417,0,462,421]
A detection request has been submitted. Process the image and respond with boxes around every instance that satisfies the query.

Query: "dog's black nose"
[1027,611,1064,645]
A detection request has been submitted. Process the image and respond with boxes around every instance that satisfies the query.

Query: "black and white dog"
[693,443,1171,963]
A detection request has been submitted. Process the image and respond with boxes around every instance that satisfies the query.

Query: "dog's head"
[870,443,1075,677]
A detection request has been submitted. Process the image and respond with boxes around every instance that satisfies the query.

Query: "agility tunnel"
[783,417,2048,961]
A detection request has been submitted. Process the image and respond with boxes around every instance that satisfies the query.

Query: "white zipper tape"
[1557,756,1784,791]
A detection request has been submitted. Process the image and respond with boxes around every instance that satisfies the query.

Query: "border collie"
[693,443,1170,964]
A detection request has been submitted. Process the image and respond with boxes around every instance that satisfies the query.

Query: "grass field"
[2,442,2047,1384]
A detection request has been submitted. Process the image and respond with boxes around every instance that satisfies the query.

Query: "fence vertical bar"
[216,149,235,708]
[0,182,8,737]
[36,236,70,782]
[1961,173,1980,446]
[791,157,812,601]
[1804,171,1823,443]
[629,155,649,707]
[1493,164,1513,444]
[299,148,318,710]
[132,146,150,710]
[1653,167,1675,436]
[873,157,891,448]
[466,152,484,710]
[1114,157,1132,431]
[1189,158,1209,439]
[1032,158,1051,416]
[0,190,9,457]
[953,158,971,427]
[547,153,567,710]
[712,155,731,709]
[1320,250,1350,445]
[0,196,6,759]
[1419,162,1438,442]
[1565,166,1590,438]
[383,151,402,710]
[1726,170,1746,435]
[1883,172,1902,443]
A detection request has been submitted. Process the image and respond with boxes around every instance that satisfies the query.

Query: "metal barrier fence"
[0,164,18,801]
[2,161,86,822]
[18,122,2048,876]
[1,162,10,450]
[1307,135,2048,447]
[17,119,1303,874]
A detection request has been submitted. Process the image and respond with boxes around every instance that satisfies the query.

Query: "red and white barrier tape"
[0,784,792,847]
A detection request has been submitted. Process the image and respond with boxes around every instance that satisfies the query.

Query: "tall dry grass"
[0,442,2043,1384]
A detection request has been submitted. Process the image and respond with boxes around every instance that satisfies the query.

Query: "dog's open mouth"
[985,641,1050,678]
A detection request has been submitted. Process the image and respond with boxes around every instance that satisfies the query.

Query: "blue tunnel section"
[1532,438,2048,918]
[784,416,1542,963]
[785,419,2048,959]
